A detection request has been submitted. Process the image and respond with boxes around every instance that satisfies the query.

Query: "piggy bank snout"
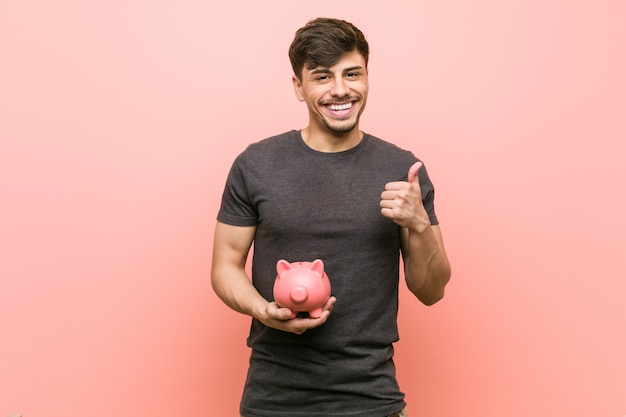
[290,286,308,303]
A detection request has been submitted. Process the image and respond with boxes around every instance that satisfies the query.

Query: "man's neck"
[300,127,363,153]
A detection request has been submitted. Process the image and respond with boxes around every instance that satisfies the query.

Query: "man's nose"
[330,77,348,97]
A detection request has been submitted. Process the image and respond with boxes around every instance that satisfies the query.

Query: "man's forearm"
[211,264,267,318]
[403,225,451,305]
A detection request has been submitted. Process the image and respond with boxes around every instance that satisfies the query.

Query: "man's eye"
[346,72,359,77]
[317,75,329,81]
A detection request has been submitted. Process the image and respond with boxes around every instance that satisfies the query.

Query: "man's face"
[293,50,369,135]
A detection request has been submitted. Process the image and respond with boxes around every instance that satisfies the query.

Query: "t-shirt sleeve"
[216,152,259,227]
[418,161,439,226]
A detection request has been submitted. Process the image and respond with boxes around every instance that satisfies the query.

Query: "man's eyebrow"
[309,65,364,74]
[310,68,332,74]
[343,66,365,72]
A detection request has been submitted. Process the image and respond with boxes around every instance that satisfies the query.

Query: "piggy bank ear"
[276,259,291,275]
[310,259,325,276]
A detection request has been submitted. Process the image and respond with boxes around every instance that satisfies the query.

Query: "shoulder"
[364,133,416,159]
[243,130,300,156]
[361,133,438,185]
[230,130,302,177]
[362,133,419,167]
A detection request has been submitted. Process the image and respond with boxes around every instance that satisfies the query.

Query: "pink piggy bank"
[273,259,331,319]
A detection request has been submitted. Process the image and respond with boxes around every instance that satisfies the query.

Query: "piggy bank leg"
[308,308,323,319]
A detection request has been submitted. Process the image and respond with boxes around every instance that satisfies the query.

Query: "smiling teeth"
[328,103,352,111]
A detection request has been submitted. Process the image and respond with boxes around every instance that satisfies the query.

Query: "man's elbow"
[416,288,445,306]
[410,271,450,306]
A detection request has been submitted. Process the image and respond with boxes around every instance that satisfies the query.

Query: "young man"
[211,17,451,417]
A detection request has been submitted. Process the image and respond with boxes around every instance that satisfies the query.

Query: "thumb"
[407,161,423,184]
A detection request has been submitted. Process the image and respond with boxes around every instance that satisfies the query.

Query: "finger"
[287,312,330,334]
[384,182,407,191]
[379,196,396,209]
[324,296,337,312]
[268,302,295,320]
[407,161,423,184]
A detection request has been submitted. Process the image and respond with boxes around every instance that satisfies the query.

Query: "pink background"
[1,0,625,416]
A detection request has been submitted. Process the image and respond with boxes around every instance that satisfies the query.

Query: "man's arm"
[210,221,336,334]
[210,222,265,316]
[400,224,451,305]
[380,162,451,305]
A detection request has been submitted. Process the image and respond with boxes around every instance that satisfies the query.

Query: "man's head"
[289,18,369,82]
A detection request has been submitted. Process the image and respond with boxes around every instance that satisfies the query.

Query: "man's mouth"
[327,102,353,111]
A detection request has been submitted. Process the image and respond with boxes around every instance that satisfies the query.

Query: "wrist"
[409,214,431,234]
[249,297,270,322]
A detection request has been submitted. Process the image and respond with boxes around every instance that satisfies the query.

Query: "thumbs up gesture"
[380,161,431,233]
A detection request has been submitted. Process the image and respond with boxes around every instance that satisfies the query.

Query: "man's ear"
[292,75,304,102]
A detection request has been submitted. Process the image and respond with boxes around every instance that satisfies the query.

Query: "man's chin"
[324,120,358,135]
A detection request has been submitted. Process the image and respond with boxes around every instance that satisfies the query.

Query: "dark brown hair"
[288,18,369,81]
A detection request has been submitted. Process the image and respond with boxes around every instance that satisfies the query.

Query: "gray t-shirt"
[217,130,438,417]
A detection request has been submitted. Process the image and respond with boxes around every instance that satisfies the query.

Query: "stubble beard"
[323,118,359,134]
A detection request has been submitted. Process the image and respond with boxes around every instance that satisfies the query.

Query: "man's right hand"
[257,296,336,335]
